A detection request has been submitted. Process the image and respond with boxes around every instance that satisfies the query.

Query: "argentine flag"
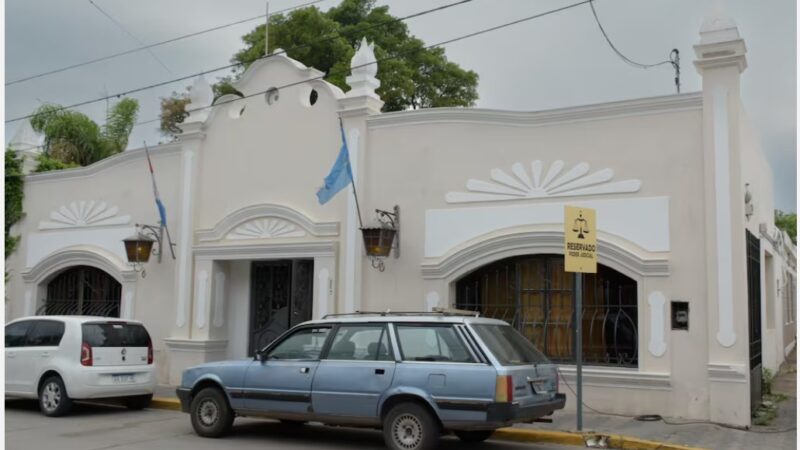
[316,122,354,205]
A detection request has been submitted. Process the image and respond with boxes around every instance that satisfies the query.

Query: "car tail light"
[494,375,513,403]
[147,339,153,365]
[555,371,560,393]
[81,342,93,366]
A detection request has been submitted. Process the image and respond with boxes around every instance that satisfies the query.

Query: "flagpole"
[143,142,176,260]
[339,116,364,229]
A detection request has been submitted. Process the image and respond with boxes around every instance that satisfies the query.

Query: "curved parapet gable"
[24,143,181,183]
[231,52,345,101]
[195,203,339,243]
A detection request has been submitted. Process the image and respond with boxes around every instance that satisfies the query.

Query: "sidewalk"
[154,350,797,450]
[515,350,797,450]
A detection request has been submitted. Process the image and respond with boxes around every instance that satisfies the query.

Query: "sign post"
[564,205,597,432]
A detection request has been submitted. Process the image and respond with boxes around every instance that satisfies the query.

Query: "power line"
[88,0,173,75]
[132,0,594,131]
[5,0,327,86]
[588,0,680,92]
[5,0,474,124]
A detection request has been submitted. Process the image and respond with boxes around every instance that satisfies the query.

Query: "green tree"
[160,0,478,136]
[5,149,24,259]
[30,98,139,168]
[775,210,797,244]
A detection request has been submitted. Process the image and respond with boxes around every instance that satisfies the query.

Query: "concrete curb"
[151,397,182,411]
[493,428,710,450]
[147,398,708,450]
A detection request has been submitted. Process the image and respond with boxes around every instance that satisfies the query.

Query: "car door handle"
[375,368,385,375]
[299,367,309,374]
[40,353,50,358]
[6,353,15,358]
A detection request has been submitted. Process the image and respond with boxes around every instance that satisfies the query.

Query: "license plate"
[112,374,135,384]
[528,379,550,394]
[531,382,549,393]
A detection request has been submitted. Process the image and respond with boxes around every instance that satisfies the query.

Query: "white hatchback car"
[5,316,157,416]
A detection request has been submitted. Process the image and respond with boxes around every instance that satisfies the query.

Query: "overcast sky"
[5,0,796,211]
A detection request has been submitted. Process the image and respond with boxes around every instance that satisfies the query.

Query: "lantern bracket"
[136,224,164,263]
[375,206,399,259]
[124,222,176,278]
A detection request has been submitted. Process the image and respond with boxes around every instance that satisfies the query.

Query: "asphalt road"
[5,399,572,450]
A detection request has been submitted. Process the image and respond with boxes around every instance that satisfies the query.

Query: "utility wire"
[589,0,671,68]
[88,0,173,75]
[588,0,680,92]
[128,0,593,130]
[5,0,474,124]
[5,0,327,86]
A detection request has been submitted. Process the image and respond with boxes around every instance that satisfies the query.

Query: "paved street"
[5,399,571,450]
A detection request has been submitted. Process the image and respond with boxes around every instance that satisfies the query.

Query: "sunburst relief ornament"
[445,160,641,204]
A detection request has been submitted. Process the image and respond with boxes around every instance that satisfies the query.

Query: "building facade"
[6,11,796,427]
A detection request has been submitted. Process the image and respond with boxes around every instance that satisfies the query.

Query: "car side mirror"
[256,349,269,362]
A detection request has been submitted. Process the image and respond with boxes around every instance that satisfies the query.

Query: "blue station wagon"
[176,310,566,450]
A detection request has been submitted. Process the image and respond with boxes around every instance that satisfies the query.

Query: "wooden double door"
[248,259,314,355]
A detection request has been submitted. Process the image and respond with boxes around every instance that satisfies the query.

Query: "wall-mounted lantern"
[122,223,175,277]
[361,206,399,272]
[744,183,754,221]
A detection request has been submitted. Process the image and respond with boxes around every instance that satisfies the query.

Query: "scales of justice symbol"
[572,211,590,239]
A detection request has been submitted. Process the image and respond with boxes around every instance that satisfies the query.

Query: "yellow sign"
[564,205,597,273]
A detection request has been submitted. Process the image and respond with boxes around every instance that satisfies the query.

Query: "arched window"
[41,265,122,317]
[455,254,638,367]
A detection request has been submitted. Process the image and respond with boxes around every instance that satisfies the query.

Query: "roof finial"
[346,37,380,99]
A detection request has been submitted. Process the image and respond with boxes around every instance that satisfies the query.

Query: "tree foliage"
[160,92,191,137]
[5,149,24,259]
[30,98,139,168]
[775,210,797,244]
[160,0,478,136]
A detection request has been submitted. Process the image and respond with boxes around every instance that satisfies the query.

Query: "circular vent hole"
[265,87,279,105]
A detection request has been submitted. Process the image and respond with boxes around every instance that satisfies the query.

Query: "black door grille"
[40,266,121,317]
[746,230,762,371]
[249,259,314,355]
[456,254,638,367]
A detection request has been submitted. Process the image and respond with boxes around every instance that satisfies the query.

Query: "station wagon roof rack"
[322,307,480,319]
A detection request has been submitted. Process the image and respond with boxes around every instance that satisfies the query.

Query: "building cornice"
[421,230,669,281]
[194,241,338,261]
[367,92,702,130]
[24,142,182,183]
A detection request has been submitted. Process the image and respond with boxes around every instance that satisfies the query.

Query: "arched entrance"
[39,265,122,317]
[455,254,638,367]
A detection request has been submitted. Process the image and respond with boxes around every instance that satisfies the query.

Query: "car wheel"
[126,394,153,410]
[383,402,440,450]
[454,430,494,443]
[189,387,234,438]
[39,375,72,417]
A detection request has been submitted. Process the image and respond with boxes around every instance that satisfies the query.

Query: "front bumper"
[176,387,191,413]
[487,393,567,425]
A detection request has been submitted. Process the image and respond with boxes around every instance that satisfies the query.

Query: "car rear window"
[395,324,474,363]
[82,323,150,347]
[471,324,549,366]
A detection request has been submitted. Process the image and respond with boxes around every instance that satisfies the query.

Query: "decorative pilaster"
[170,76,212,338]
[165,76,212,385]
[337,38,384,313]
[694,2,752,427]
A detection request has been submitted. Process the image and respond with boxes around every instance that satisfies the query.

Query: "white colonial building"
[6,10,796,427]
